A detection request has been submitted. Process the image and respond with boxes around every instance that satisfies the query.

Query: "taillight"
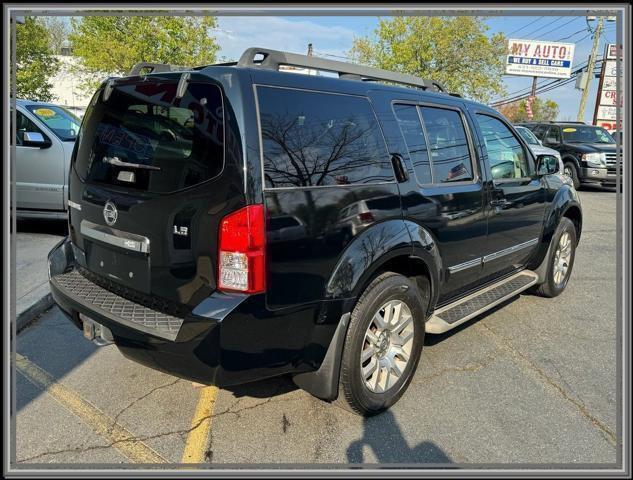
[358,212,374,223]
[218,205,266,294]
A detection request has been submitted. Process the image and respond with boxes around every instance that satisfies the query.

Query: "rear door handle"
[390,153,409,183]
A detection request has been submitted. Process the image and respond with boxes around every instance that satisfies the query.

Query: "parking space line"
[15,353,167,464]
[181,386,218,463]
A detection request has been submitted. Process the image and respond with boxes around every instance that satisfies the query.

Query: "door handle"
[490,190,507,209]
[390,153,409,183]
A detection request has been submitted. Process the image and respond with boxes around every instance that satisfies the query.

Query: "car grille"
[605,152,621,175]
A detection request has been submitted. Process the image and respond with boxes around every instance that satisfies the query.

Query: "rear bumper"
[580,167,619,185]
[48,237,329,387]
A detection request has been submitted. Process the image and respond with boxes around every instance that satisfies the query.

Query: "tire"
[563,161,581,190]
[535,217,577,298]
[337,272,426,416]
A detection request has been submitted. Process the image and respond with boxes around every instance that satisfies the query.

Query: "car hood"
[529,144,560,157]
[565,143,617,154]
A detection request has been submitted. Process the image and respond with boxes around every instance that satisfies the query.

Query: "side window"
[393,104,432,185]
[258,87,393,188]
[546,126,561,144]
[16,111,46,146]
[419,106,473,183]
[476,114,530,180]
[532,125,547,139]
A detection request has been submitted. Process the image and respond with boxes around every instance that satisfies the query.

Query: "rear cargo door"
[69,73,242,310]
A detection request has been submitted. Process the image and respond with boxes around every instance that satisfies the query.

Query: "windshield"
[516,127,540,146]
[26,104,81,141]
[562,126,615,144]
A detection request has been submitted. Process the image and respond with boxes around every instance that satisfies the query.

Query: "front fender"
[529,182,582,271]
[325,219,441,309]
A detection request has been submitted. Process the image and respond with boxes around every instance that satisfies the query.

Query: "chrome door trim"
[448,257,482,274]
[80,220,150,254]
[483,238,539,263]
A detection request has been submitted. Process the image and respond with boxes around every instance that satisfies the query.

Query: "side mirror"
[23,131,51,148]
[537,154,560,175]
[545,137,559,145]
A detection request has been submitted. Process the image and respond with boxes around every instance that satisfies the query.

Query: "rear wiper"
[102,156,161,171]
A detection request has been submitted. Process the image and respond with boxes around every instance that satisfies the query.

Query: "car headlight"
[582,152,606,167]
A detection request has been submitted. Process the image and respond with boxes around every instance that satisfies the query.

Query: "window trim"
[254,83,397,191]
[391,99,480,188]
[473,111,536,183]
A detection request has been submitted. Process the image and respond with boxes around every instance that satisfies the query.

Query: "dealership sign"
[505,39,576,79]
[593,44,621,131]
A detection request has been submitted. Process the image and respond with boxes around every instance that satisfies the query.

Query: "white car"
[514,125,564,172]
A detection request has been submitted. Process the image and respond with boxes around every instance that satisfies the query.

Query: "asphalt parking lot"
[14,187,619,467]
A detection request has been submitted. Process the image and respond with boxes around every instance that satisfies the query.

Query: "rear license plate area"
[85,241,151,293]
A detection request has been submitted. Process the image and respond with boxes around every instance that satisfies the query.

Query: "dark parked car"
[49,48,582,416]
[517,121,620,189]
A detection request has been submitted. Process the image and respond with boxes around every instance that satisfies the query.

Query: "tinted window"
[26,104,81,141]
[15,111,47,145]
[561,125,615,144]
[393,104,432,184]
[476,114,530,180]
[258,87,393,188]
[532,125,547,139]
[546,126,561,143]
[420,107,473,183]
[75,79,224,194]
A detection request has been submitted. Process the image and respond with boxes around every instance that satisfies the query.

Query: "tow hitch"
[81,314,114,346]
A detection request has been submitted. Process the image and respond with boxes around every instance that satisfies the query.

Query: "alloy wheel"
[361,300,414,393]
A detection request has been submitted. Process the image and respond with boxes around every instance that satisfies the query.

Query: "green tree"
[349,16,506,103]
[68,16,220,93]
[15,17,60,101]
[497,97,559,122]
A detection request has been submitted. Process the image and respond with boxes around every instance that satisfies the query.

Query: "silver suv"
[13,99,81,219]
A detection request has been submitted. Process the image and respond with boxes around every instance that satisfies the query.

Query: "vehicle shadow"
[346,409,453,464]
[579,184,618,193]
[16,218,68,236]
[222,375,298,399]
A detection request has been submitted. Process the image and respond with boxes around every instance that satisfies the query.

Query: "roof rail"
[237,47,447,93]
[549,120,586,124]
[128,62,188,77]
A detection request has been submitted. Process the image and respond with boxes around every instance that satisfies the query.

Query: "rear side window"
[420,107,473,183]
[393,104,432,185]
[74,79,224,194]
[257,86,393,188]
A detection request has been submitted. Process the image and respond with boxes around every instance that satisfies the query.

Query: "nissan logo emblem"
[103,200,118,226]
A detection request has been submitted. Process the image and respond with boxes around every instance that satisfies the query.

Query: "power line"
[505,17,546,37]
[521,16,565,38]
[536,17,583,39]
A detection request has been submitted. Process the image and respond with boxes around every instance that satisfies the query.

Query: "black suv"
[48,48,582,415]
[517,121,619,189]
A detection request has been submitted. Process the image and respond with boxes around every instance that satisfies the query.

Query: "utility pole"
[526,76,537,120]
[577,16,604,121]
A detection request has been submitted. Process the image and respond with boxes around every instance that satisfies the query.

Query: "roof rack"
[128,62,189,77]
[548,121,586,124]
[236,47,448,93]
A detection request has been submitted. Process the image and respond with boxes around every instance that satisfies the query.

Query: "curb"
[16,292,54,333]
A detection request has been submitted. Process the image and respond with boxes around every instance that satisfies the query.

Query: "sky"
[50,14,618,122]
[213,15,618,122]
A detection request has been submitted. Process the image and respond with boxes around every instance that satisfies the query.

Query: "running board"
[426,271,539,334]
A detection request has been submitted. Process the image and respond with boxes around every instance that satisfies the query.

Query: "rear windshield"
[74,78,224,194]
